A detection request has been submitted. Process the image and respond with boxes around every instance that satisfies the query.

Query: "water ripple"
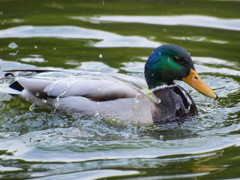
[74,15,240,31]
[0,26,160,48]
[33,169,140,180]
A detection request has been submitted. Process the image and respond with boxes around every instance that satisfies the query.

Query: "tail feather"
[0,75,23,95]
[9,81,24,92]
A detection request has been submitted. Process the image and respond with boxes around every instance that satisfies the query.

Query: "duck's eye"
[173,56,185,65]
[173,56,184,63]
[173,56,181,61]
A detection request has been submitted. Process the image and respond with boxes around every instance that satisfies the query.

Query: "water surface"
[0,0,240,179]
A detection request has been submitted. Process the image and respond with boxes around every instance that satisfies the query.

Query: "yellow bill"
[182,69,218,100]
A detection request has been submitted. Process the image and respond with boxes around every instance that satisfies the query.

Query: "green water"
[0,0,240,179]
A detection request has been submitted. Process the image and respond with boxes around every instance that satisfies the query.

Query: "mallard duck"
[0,44,217,125]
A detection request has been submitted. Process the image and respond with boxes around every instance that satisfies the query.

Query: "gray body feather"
[1,69,197,125]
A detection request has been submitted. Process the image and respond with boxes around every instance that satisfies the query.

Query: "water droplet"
[159,135,164,140]
[9,53,15,56]
[141,88,161,104]
[99,54,103,58]
[51,105,58,113]
[9,50,19,56]
[51,109,57,114]
[42,99,47,103]
[51,97,60,113]
[34,45,38,49]
[95,111,100,118]
[53,47,57,51]
[167,57,170,63]
[135,94,140,104]
[214,99,221,120]
[8,42,18,49]
[29,104,35,111]
[151,95,161,104]
[97,66,101,71]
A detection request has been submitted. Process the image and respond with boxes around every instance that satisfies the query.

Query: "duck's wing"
[1,69,144,101]
[42,78,140,101]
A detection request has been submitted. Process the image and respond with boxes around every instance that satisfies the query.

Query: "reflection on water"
[76,61,118,72]
[170,36,228,44]
[75,15,240,31]
[0,0,240,179]
[0,26,160,48]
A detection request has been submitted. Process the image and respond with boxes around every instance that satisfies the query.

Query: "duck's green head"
[145,44,217,99]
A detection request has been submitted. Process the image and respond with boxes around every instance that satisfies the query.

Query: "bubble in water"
[8,42,18,49]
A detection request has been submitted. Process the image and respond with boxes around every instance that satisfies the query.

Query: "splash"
[112,75,161,104]
[141,88,161,104]
[29,103,36,111]
[0,75,21,95]
[213,99,222,122]
[51,97,60,114]
[41,99,47,104]
[214,99,219,113]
